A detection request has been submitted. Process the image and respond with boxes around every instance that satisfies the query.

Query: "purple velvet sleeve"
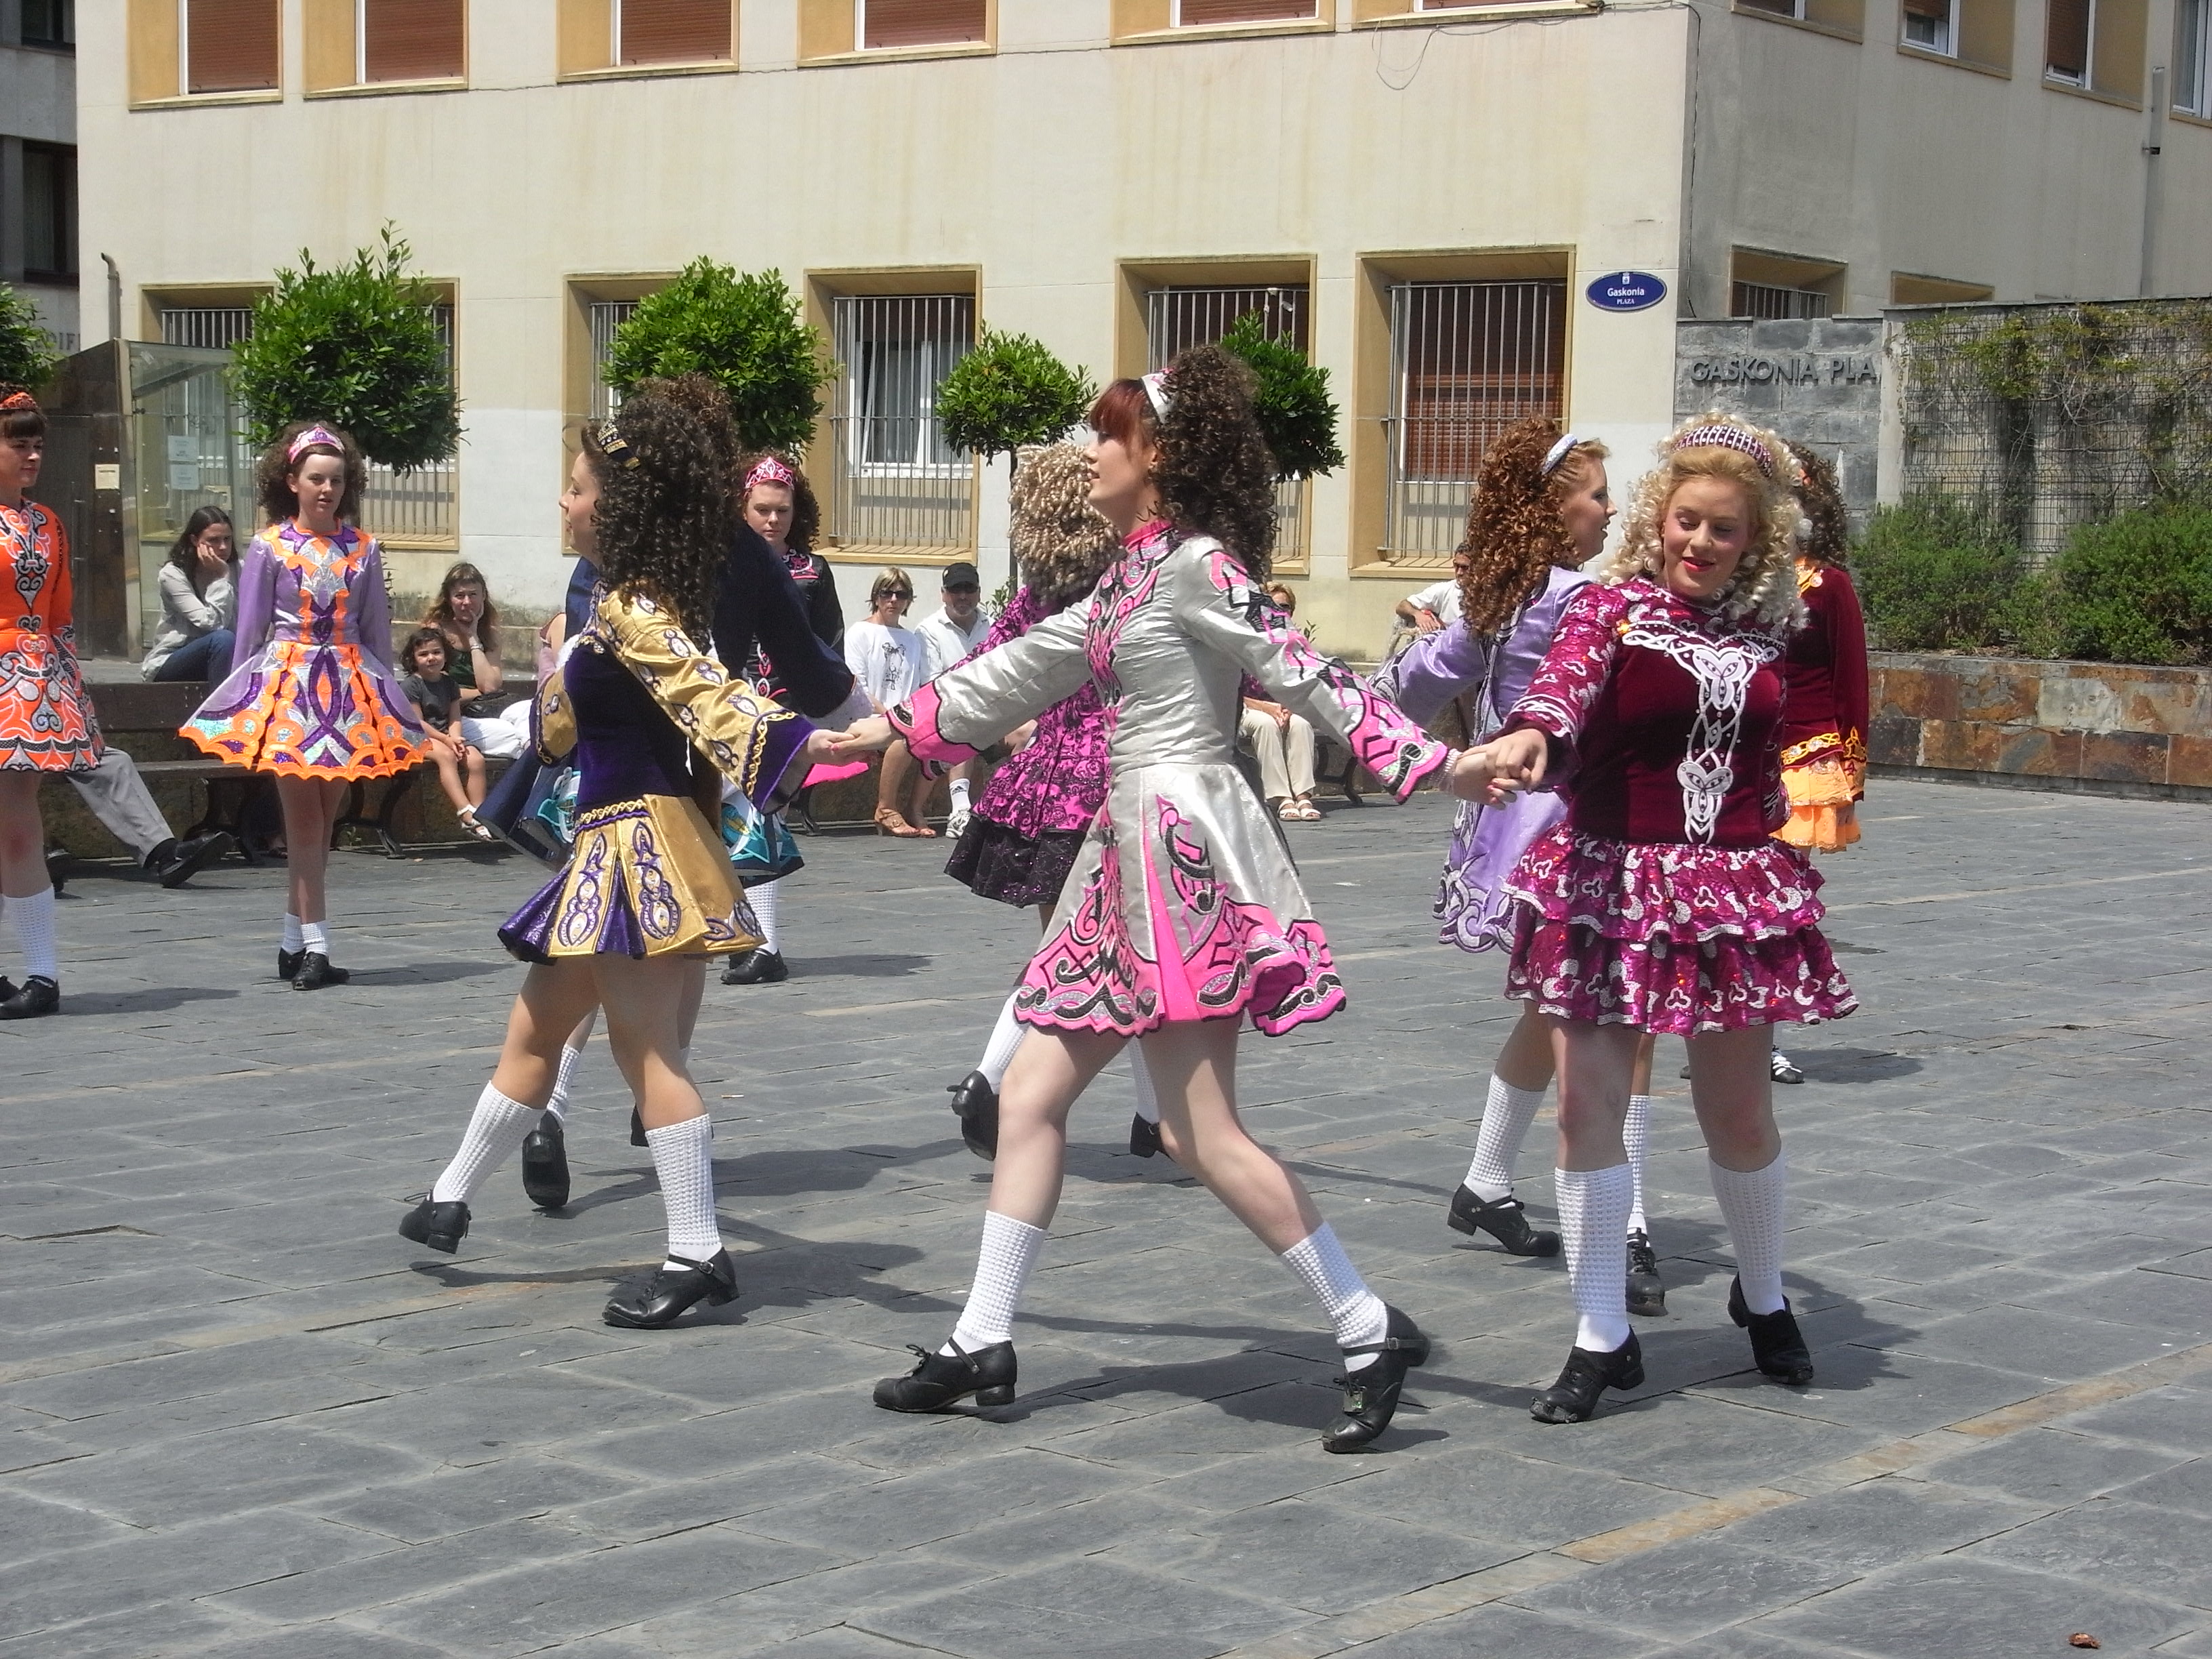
[227,539,279,677]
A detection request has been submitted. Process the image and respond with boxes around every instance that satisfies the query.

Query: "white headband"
[1540,431,1582,475]
[1141,372,1173,420]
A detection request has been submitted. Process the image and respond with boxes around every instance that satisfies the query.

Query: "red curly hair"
[1455,417,1609,636]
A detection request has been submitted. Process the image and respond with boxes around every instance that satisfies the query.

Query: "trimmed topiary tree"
[230,226,460,469]
[935,326,1097,464]
[602,260,832,453]
[1221,311,1345,480]
[0,283,61,393]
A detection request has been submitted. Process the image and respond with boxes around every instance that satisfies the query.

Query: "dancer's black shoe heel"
[277,947,302,981]
[0,976,59,1020]
[1446,1185,1561,1256]
[1530,1332,1645,1424]
[1728,1277,1814,1385]
[291,953,348,990]
[398,1197,470,1254]
[1128,1114,1162,1158]
[602,1249,739,1329]
[874,1338,1017,1412]
[723,947,790,985]
[1323,1306,1430,1453]
[1626,1229,1667,1317]
[630,1106,649,1148]
[947,1071,999,1162]
[520,1115,570,1210]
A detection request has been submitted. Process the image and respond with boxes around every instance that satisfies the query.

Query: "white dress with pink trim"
[891,525,1447,1038]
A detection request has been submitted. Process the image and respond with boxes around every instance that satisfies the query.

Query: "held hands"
[825,714,897,758]
[1443,729,1550,805]
[798,728,849,769]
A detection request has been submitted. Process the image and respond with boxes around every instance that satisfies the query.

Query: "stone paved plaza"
[3,780,2209,1658]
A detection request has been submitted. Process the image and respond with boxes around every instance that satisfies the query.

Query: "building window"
[617,0,732,63]
[1383,280,1565,563]
[1732,281,1832,319]
[588,300,640,421]
[20,146,77,283]
[1736,0,1805,16]
[861,0,989,49]
[159,306,255,350]
[1147,285,1312,567]
[22,0,75,49]
[2047,0,2093,80]
[2178,0,2209,111]
[184,0,281,93]
[1175,0,1316,23]
[1903,0,1957,52]
[359,0,465,83]
[829,293,975,552]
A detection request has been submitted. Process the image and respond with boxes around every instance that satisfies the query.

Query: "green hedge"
[2042,504,2212,665]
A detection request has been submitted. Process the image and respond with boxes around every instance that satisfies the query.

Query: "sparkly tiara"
[0,390,38,413]
[1673,423,1774,478]
[1540,431,1582,475]
[743,455,796,492]
[1141,371,1173,420]
[287,424,343,462]
[590,418,640,470]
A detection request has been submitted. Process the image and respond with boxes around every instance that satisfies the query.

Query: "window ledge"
[130,89,283,111]
[558,59,738,84]
[2170,108,2212,129]
[821,544,979,565]
[1351,558,1457,578]
[1116,18,1336,47]
[1896,41,2010,78]
[1357,1,1597,27]
[2043,75,2143,110]
[1730,7,1863,43]
[306,77,470,100]
[801,41,997,67]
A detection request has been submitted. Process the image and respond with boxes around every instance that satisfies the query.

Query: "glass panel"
[125,342,255,649]
[2178,0,2207,110]
[21,0,74,47]
[830,294,976,551]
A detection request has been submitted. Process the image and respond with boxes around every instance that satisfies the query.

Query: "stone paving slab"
[3,781,2209,1656]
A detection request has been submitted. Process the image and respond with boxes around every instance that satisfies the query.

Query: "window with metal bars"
[588,301,640,421]
[159,308,257,350]
[861,0,989,49]
[359,0,466,83]
[830,294,975,552]
[1382,281,1565,563]
[184,0,281,94]
[1174,0,1317,24]
[1731,281,1832,320]
[615,0,731,64]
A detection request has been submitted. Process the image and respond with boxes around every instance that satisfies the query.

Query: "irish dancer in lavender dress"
[1471,413,1856,1422]
[398,378,841,1330]
[835,348,1500,1450]
[184,422,425,990]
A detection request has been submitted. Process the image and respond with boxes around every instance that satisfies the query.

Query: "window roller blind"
[862,0,989,49]
[364,0,466,82]
[187,0,281,92]
[1177,0,1317,22]
[619,0,733,63]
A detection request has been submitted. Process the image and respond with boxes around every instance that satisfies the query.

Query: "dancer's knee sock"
[545,1043,586,1124]
[5,886,58,982]
[1710,1151,1788,1315]
[1556,1165,1634,1353]
[1128,1043,1161,1126]
[1624,1094,1653,1236]
[300,919,329,957]
[281,912,305,954]
[945,1210,1046,1353]
[647,1114,722,1267]
[1464,1076,1547,1201]
[1279,1223,1389,1370]
[749,879,781,954]
[977,990,1025,1089]
[431,1084,540,1204]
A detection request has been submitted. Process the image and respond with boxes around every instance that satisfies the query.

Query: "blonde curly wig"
[1597,411,1806,630]
[1010,442,1119,609]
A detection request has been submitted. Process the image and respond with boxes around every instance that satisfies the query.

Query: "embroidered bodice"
[0,497,72,651]
[1778,558,1870,770]
[230,520,395,673]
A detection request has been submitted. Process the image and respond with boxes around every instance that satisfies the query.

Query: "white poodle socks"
[1557,1165,1635,1354]
[281,912,304,954]
[1279,1224,1389,1370]
[748,879,781,954]
[1465,1076,1547,1201]
[1624,1093,1654,1236]
[647,1115,723,1268]
[1129,1043,1162,1126]
[947,1210,1047,1353]
[6,885,58,983]
[431,1084,540,1204]
[977,991,1026,1089]
[544,1043,586,1124]
[1710,1151,1789,1315]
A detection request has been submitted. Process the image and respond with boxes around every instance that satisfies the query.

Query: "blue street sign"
[1586,271,1668,312]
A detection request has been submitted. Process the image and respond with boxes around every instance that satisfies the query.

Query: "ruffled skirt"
[0,636,101,771]
[1433,789,1568,955]
[500,793,762,963]
[184,640,423,779]
[1015,762,1342,1038]
[1775,756,1863,854]
[946,817,1087,910]
[1498,827,1856,1035]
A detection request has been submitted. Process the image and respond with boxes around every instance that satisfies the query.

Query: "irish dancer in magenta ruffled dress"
[835,348,1499,1450]
[1471,414,1856,1423]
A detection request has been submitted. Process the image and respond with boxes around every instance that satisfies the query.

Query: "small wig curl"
[1090,345,1278,577]
[737,449,821,554]
[1010,442,1118,609]
[1456,416,1610,636]
[1784,442,1849,569]
[258,419,365,526]
[1597,411,1805,630]
[581,373,737,640]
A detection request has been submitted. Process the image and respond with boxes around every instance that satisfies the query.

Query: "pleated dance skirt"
[500,792,763,963]
[1774,756,1864,854]
[0,636,101,771]
[183,641,422,780]
[945,817,1087,910]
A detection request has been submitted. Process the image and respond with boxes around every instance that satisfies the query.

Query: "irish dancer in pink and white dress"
[834,347,1498,1451]
[1472,413,1856,1423]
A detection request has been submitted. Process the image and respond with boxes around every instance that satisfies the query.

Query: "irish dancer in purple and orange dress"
[1470,413,1856,1422]
[835,347,1500,1451]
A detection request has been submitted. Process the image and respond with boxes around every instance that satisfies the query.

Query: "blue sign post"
[1586,271,1668,312]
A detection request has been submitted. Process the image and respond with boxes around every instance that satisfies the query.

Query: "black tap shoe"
[0,975,60,1020]
[1626,1229,1668,1317]
[1728,1277,1815,1385]
[1530,1332,1645,1424]
[629,1105,649,1147]
[278,947,302,981]
[947,1070,998,1161]
[1446,1185,1561,1256]
[602,1249,739,1329]
[520,1114,571,1210]
[45,846,70,895]
[154,831,234,890]
[1322,1306,1431,1453]
[398,1197,471,1254]
[1129,1113,1163,1158]
[291,953,349,990]
[873,1338,1018,1412]
[722,947,790,985]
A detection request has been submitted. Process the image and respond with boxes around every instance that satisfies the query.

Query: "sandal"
[457,808,497,842]
[1292,800,1322,821]
[874,807,924,838]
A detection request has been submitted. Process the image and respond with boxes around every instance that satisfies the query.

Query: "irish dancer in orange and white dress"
[184,423,424,989]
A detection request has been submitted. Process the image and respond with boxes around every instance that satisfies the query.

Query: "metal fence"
[1382,279,1565,564]
[1734,282,1832,321]
[588,300,638,420]
[1146,284,1311,566]
[1893,298,2212,556]
[829,293,976,552]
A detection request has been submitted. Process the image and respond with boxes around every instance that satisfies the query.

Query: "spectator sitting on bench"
[423,561,527,759]
[142,505,239,683]
[1239,582,1321,823]
[399,628,493,842]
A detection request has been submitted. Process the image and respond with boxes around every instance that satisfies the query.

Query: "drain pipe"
[2141,67,2166,298]
[100,253,121,342]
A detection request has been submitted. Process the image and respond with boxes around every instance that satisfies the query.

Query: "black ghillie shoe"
[291,953,349,990]
[947,1070,998,1162]
[602,1249,739,1329]
[1446,1185,1561,1257]
[398,1197,470,1254]
[155,831,234,890]
[1729,1277,1814,1385]
[278,947,302,981]
[1128,1113,1162,1158]
[1626,1229,1667,1317]
[630,1105,649,1148]
[1530,1332,1645,1424]
[45,847,69,895]
[873,1338,1017,1412]
[0,975,59,1020]
[723,947,790,985]
[520,1115,570,1210]
[1322,1306,1431,1453]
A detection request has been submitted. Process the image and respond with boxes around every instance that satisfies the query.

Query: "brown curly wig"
[1785,442,1849,569]
[737,449,821,554]
[1455,417,1611,636]
[1010,442,1118,609]
[581,373,737,640]
[1091,345,1278,577]
[257,419,365,526]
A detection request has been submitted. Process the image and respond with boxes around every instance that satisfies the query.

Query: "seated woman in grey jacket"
[141,506,238,682]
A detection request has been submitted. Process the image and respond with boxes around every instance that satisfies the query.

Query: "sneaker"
[945,804,972,840]
[1770,1050,1805,1085]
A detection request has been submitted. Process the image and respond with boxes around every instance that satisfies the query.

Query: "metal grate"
[1382,280,1565,564]
[159,307,255,350]
[829,293,976,552]
[1146,285,1311,566]
[1733,281,1832,321]
[588,300,639,420]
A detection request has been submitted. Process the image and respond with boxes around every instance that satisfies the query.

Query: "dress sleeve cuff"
[1394,739,1450,802]
[755,714,817,812]
[888,682,980,764]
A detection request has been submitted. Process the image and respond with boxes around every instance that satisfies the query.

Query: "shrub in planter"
[935,327,1096,464]
[603,261,832,453]
[2045,503,2212,665]
[1220,312,1345,480]
[1855,495,2024,652]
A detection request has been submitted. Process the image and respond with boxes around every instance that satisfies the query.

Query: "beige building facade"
[75,0,2212,655]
